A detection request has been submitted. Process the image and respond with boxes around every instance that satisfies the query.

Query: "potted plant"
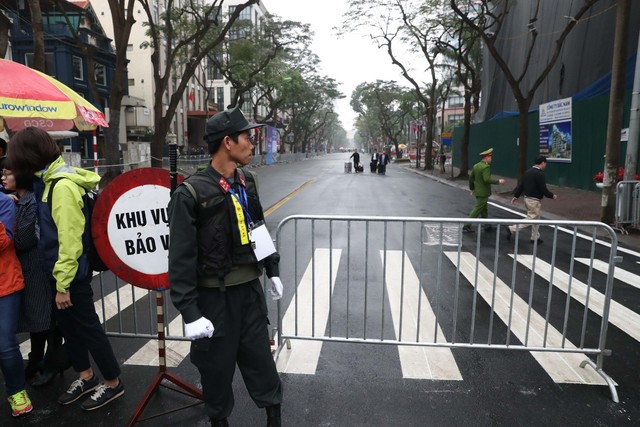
[593,167,640,189]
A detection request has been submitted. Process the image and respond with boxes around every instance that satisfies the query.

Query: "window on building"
[25,53,56,77]
[241,91,252,115]
[95,63,107,86]
[207,54,224,80]
[228,5,252,39]
[72,56,83,80]
[216,87,224,111]
[448,95,464,108]
[128,78,135,86]
[448,114,463,124]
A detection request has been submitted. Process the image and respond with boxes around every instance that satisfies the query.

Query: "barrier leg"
[127,291,203,426]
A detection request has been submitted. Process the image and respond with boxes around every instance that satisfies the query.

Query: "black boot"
[24,352,42,379]
[266,404,281,427]
[210,418,229,427]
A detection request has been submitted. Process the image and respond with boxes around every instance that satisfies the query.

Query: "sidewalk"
[403,163,640,251]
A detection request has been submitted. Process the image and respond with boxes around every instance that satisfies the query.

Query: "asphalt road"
[4,153,639,426]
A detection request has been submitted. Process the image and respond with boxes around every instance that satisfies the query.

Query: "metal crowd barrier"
[274,215,620,402]
[615,180,640,232]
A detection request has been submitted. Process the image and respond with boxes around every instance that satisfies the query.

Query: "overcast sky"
[264,0,405,140]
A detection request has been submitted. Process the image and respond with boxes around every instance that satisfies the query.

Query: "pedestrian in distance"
[168,107,284,427]
[506,156,557,244]
[377,151,390,175]
[370,149,379,173]
[462,148,506,233]
[8,127,124,411]
[350,149,361,172]
[439,151,447,173]
[0,190,33,417]
[1,164,57,383]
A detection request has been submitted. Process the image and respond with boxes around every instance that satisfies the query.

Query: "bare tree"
[451,0,602,178]
[138,0,259,167]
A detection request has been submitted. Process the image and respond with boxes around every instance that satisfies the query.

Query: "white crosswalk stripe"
[125,316,189,367]
[514,255,640,342]
[23,250,637,383]
[382,250,462,380]
[447,252,608,385]
[276,248,341,374]
[20,283,148,359]
[575,257,640,290]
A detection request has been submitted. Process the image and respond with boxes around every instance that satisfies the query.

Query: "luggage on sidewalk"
[344,162,352,173]
[355,164,363,173]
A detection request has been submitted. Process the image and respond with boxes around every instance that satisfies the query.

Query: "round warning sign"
[92,168,182,290]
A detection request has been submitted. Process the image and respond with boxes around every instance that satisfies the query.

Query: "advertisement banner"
[539,97,572,162]
[265,125,278,165]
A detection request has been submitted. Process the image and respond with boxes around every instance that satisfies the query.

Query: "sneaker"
[81,380,124,411]
[58,375,100,405]
[462,226,474,234]
[8,390,33,417]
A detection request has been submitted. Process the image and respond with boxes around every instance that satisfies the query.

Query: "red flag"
[188,90,194,103]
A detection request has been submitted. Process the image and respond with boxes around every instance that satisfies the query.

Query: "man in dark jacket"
[506,156,557,244]
[168,107,283,427]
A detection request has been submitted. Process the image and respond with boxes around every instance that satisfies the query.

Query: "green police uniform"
[465,149,499,229]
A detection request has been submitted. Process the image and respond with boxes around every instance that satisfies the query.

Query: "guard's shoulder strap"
[239,168,258,193]
[182,181,198,204]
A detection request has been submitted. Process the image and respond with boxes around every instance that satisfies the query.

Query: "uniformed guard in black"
[168,107,282,426]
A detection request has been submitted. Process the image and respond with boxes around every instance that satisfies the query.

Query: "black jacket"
[513,166,554,200]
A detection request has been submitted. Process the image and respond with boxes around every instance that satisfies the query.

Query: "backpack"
[47,177,109,272]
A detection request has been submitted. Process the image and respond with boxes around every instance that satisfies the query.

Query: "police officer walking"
[168,107,284,426]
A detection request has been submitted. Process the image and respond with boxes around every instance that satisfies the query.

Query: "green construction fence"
[452,92,635,191]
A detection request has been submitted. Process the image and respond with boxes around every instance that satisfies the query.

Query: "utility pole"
[623,29,640,181]
[601,0,631,224]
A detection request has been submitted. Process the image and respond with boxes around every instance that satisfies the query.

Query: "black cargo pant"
[53,277,121,380]
[191,279,282,420]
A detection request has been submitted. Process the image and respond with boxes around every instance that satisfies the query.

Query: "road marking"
[382,250,462,380]
[514,255,640,342]
[490,201,640,258]
[575,257,640,290]
[276,248,341,374]
[125,316,190,367]
[448,252,607,385]
[264,179,315,217]
[20,284,148,358]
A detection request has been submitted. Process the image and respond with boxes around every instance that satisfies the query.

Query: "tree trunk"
[27,0,45,72]
[600,0,631,224]
[457,90,472,179]
[0,13,10,58]
[517,100,531,179]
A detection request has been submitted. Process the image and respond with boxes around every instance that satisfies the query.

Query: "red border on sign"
[92,168,182,290]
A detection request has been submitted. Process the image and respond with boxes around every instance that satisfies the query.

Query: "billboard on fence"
[539,97,572,163]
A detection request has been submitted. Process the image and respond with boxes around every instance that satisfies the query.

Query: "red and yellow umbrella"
[0,59,108,132]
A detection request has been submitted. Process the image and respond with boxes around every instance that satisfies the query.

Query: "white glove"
[269,277,284,300]
[184,317,214,340]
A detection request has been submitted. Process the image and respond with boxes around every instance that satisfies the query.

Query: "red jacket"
[0,220,24,297]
